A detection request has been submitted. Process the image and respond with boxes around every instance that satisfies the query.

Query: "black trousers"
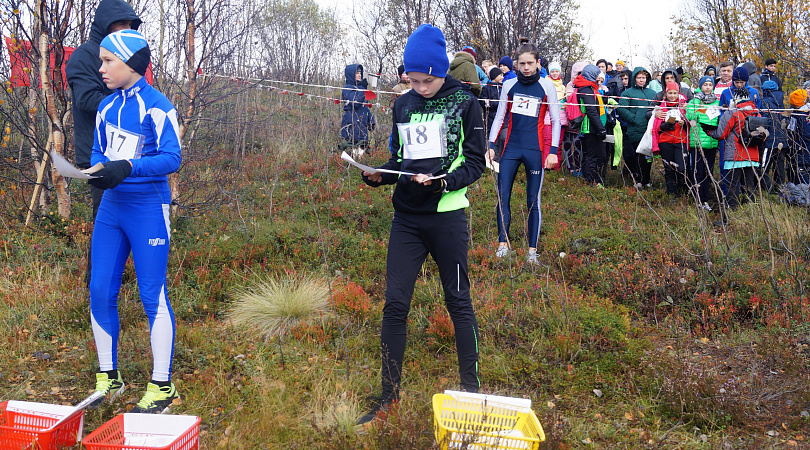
[623,139,652,186]
[691,146,717,204]
[659,142,689,196]
[581,134,606,184]
[726,166,758,211]
[380,209,480,401]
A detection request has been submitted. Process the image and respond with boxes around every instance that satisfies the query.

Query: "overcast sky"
[315,0,681,69]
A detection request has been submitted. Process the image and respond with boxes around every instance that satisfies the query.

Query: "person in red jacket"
[702,87,762,221]
[653,82,691,196]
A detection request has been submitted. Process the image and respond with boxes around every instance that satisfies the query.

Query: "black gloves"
[700,123,718,135]
[596,129,607,140]
[659,121,675,131]
[88,160,132,190]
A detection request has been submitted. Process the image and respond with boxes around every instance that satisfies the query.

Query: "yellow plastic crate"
[432,393,545,450]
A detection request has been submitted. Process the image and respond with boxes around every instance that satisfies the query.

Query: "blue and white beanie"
[100,29,151,76]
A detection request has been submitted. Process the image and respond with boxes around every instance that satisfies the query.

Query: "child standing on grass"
[488,41,561,263]
[704,88,762,222]
[686,76,721,209]
[357,23,486,425]
[340,64,376,151]
[87,29,182,413]
[653,82,691,197]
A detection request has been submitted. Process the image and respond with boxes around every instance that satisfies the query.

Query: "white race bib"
[511,94,541,117]
[705,106,721,120]
[105,124,144,161]
[397,121,446,160]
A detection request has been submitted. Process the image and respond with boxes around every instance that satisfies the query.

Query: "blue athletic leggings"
[496,147,545,248]
[89,198,175,382]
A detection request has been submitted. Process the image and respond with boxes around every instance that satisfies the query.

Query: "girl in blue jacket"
[87,30,182,414]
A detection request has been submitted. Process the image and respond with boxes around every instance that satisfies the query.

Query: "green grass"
[1,102,809,448]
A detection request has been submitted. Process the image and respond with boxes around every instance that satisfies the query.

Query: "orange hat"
[789,89,808,108]
[615,60,626,67]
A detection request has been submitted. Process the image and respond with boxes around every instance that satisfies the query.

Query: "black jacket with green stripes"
[363,76,486,214]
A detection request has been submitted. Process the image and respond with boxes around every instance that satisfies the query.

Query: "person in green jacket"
[686,76,721,210]
[449,49,482,96]
[617,67,656,187]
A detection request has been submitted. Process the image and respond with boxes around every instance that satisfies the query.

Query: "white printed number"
[397,121,446,160]
[105,124,144,161]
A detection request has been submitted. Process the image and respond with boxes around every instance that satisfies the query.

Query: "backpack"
[566,88,584,129]
[736,111,769,147]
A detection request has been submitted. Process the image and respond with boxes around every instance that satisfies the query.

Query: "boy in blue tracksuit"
[87,29,182,414]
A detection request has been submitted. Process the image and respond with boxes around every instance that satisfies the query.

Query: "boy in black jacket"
[357,23,486,425]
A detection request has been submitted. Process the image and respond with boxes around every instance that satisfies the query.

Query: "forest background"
[1,0,810,447]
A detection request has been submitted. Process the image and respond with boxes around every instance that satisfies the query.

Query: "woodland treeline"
[0,0,808,222]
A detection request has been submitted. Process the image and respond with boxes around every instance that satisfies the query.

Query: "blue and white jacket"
[488,76,561,155]
[92,76,182,204]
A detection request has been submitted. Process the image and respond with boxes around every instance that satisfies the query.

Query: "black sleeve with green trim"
[361,108,403,187]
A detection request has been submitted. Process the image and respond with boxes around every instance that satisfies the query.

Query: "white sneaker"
[527,251,539,264]
[496,245,509,258]
[702,202,713,212]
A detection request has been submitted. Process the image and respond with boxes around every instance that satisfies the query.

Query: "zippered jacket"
[363,76,486,214]
[91,77,182,204]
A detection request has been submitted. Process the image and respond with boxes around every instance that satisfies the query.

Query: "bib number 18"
[397,121,447,160]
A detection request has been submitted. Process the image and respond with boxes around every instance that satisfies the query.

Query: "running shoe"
[87,371,125,409]
[131,382,179,414]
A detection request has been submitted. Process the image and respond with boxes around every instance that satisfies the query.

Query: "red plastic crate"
[0,400,84,450]
[82,414,200,450]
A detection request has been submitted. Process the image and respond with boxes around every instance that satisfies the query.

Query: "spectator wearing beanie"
[574,64,609,185]
[462,46,490,86]
[449,47,482,96]
[544,62,568,167]
[686,75,721,207]
[499,56,515,81]
[357,22,485,426]
[653,81,690,197]
[791,90,810,182]
[718,66,761,108]
[480,66,504,136]
[705,87,763,219]
[389,64,411,110]
[789,89,808,110]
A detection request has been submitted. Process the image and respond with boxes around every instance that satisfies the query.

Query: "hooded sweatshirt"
[363,76,485,214]
[341,64,375,143]
[66,0,141,168]
[617,67,657,142]
[448,51,481,96]
[574,65,606,136]
[653,68,694,102]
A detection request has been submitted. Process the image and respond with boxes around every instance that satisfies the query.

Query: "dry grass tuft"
[227,275,332,342]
